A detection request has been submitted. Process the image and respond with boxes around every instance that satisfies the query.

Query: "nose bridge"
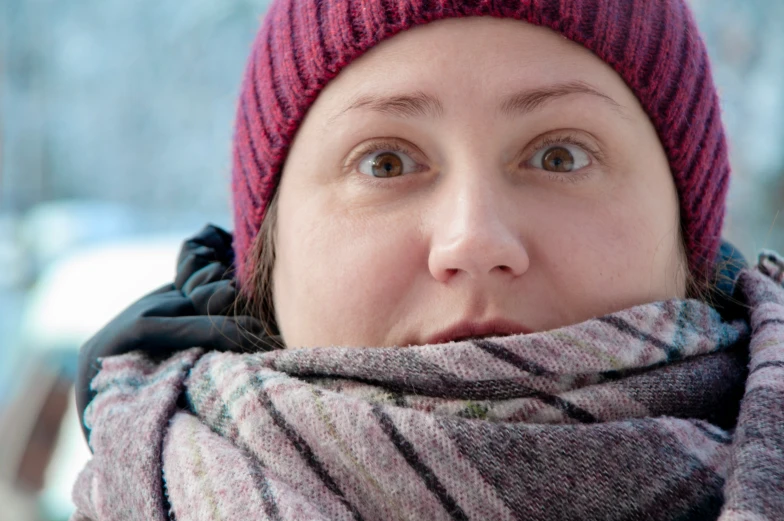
[446,175,502,242]
[428,167,529,281]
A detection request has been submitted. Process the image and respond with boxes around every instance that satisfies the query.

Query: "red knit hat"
[231,0,729,291]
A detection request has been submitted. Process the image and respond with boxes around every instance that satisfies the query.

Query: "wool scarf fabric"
[72,256,784,521]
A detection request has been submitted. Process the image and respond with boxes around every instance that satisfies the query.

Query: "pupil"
[544,147,573,172]
[373,153,403,177]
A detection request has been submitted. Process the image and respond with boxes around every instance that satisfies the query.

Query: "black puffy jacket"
[76,224,276,444]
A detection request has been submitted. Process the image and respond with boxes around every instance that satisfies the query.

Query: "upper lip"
[423,319,533,345]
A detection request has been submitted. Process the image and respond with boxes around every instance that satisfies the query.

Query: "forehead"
[310,16,643,123]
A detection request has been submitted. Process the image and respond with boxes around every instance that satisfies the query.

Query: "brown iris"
[371,152,404,178]
[542,146,575,172]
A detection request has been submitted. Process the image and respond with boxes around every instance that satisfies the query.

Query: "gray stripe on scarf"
[440,417,725,521]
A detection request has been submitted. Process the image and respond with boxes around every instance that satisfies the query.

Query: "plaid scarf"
[71,254,784,521]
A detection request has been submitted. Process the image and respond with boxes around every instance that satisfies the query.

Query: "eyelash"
[347,140,419,168]
[347,133,601,182]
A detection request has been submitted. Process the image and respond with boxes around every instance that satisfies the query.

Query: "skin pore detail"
[271,16,686,349]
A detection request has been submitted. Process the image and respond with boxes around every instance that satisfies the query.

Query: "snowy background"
[1,1,783,519]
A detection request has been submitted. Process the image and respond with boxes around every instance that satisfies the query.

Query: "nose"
[427,180,530,283]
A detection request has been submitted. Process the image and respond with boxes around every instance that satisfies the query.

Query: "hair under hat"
[231,0,729,292]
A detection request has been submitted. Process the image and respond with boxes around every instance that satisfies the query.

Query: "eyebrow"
[328,81,626,124]
[499,81,625,117]
[329,90,445,124]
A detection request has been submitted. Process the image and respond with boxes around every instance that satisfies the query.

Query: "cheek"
[533,175,682,320]
[272,205,423,347]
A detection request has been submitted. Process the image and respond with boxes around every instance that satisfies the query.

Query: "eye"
[357,148,420,178]
[529,143,591,173]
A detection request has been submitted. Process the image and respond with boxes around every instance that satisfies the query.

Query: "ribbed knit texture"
[231,0,729,291]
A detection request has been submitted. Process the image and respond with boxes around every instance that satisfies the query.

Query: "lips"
[424,319,533,345]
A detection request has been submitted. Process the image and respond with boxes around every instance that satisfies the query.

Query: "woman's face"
[272,17,686,348]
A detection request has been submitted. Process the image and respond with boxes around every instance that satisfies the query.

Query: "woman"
[72,1,784,520]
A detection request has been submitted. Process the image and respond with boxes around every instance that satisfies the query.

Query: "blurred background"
[1,1,783,520]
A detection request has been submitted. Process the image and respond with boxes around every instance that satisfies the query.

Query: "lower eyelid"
[542,170,592,184]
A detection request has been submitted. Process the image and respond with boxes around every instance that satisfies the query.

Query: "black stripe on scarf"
[473,339,552,376]
[256,381,366,521]
[530,392,598,423]
[598,315,681,361]
[691,422,733,445]
[755,318,784,333]
[750,360,784,375]
[371,405,469,521]
[356,377,598,423]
